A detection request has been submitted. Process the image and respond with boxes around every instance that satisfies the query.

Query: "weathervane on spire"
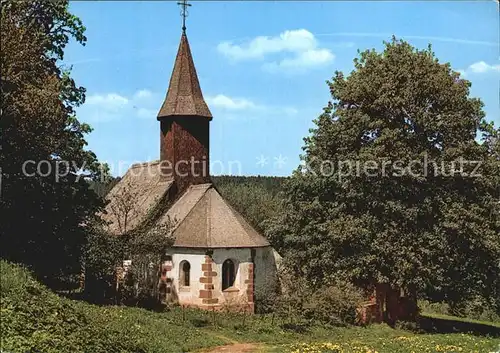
[177,0,191,34]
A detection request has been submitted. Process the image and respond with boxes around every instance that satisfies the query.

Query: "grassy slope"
[2,260,500,353]
[202,315,500,352]
[0,261,224,353]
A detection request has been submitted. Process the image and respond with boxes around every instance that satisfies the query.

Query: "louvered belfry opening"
[158,33,212,192]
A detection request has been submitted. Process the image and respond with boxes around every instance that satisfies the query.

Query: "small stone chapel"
[103,4,280,312]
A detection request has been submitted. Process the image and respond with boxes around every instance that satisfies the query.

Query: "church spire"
[158,0,212,188]
[157,1,212,120]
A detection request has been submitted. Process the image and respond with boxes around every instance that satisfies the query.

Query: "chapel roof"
[158,183,270,248]
[157,33,212,120]
[102,161,173,235]
[102,166,270,249]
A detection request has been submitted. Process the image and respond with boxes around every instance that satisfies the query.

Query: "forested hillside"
[213,176,286,234]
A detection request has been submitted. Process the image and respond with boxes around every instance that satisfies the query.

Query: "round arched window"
[180,261,190,287]
[222,259,236,290]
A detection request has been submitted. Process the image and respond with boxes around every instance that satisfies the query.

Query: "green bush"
[254,286,279,314]
[83,224,122,304]
[304,282,364,326]
[270,270,364,327]
[452,296,500,323]
[419,300,450,316]
[118,259,162,310]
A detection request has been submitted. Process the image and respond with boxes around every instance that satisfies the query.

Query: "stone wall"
[163,247,279,313]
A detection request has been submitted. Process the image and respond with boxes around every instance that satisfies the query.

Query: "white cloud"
[217,29,334,72]
[283,107,299,116]
[206,94,257,110]
[457,61,500,77]
[134,89,153,99]
[218,29,316,60]
[468,61,500,73]
[263,48,334,73]
[79,91,297,123]
[86,93,129,107]
[80,90,159,122]
[205,94,297,119]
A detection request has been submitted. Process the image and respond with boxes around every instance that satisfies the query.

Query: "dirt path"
[194,333,270,353]
[198,343,263,352]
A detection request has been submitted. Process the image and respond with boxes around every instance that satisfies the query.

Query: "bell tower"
[157,3,212,193]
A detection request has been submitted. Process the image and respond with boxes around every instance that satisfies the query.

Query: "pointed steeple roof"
[157,33,212,120]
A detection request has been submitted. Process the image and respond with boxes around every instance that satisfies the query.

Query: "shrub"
[303,281,365,326]
[254,286,279,314]
[273,272,311,325]
[420,298,500,323]
[272,269,364,326]
[452,296,500,323]
[418,300,450,316]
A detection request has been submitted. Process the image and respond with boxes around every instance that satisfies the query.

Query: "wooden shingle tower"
[157,6,212,193]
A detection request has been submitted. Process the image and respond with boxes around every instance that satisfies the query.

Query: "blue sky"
[65,1,499,177]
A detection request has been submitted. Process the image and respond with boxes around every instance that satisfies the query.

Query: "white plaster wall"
[167,248,205,306]
[165,246,280,308]
[212,248,252,305]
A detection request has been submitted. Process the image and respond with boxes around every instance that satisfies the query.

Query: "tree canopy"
[266,38,500,311]
[0,0,107,284]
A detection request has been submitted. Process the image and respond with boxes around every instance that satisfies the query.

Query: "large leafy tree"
[267,39,499,315]
[0,0,106,285]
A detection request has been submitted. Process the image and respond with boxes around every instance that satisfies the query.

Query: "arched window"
[222,259,236,290]
[180,261,190,287]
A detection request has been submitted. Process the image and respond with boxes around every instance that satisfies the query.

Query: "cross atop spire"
[178,0,191,34]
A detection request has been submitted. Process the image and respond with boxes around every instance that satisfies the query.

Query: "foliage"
[119,257,160,308]
[214,176,286,234]
[84,172,175,304]
[120,224,174,307]
[420,299,500,324]
[254,286,280,314]
[304,282,365,326]
[451,296,500,323]
[418,300,451,316]
[0,260,226,353]
[266,38,500,316]
[83,220,174,305]
[126,221,174,257]
[257,269,364,327]
[118,221,173,308]
[0,0,108,284]
[212,175,287,194]
[82,222,123,303]
[0,260,143,353]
